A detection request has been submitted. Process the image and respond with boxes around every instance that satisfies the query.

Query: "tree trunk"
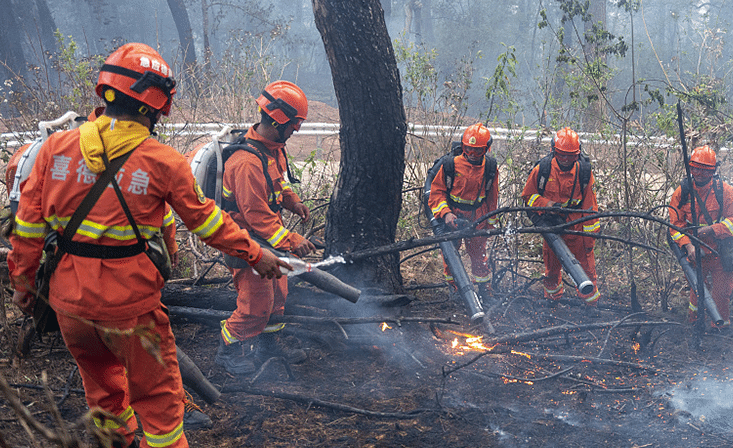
[166,0,197,81]
[583,0,607,131]
[312,0,407,292]
[201,0,211,68]
[34,0,58,58]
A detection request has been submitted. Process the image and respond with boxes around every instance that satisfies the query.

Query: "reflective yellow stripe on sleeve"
[432,201,448,216]
[13,217,46,238]
[671,230,684,241]
[144,421,184,447]
[722,218,733,235]
[527,194,541,207]
[191,207,224,239]
[222,186,233,200]
[583,221,600,232]
[267,225,289,247]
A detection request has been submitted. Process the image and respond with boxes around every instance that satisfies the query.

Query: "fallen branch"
[519,353,656,372]
[167,305,459,328]
[487,320,681,345]
[221,384,436,419]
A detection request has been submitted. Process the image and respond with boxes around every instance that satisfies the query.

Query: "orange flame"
[446,331,494,354]
[380,322,392,331]
[632,342,640,354]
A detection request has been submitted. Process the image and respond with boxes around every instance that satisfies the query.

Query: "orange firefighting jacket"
[428,154,499,228]
[669,178,733,252]
[9,124,262,321]
[222,125,305,251]
[521,157,600,233]
[7,142,178,256]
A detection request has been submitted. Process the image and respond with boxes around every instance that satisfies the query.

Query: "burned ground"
[2,268,733,447]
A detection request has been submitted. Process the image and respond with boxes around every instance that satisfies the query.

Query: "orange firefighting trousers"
[221,266,287,343]
[57,307,188,448]
[542,234,599,304]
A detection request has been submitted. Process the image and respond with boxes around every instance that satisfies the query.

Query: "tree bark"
[312,0,407,292]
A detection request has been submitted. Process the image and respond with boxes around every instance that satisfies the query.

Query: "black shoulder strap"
[221,139,282,213]
[484,155,497,191]
[536,153,553,195]
[63,150,134,240]
[442,154,456,192]
[679,178,691,206]
[243,139,280,211]
[578,153,592,192]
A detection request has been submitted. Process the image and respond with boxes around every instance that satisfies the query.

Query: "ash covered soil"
[4,273,733,448]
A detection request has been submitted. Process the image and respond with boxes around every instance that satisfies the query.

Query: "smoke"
[665,369,733,432]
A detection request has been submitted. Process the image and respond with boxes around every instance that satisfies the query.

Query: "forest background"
[2,0,733,344]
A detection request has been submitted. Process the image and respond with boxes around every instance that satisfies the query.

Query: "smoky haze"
[3,1,731,128]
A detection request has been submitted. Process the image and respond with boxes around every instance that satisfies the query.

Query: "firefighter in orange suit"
[669,145,733,326]
[521,127,600,305]
[215,80,316,375]
[8,43,287,448]
[428,123,499,303]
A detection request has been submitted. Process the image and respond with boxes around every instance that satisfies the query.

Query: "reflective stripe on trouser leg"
[93,405,136,431]
[57,313,138,445]
[579,285,600,304]
[144,421,184,447]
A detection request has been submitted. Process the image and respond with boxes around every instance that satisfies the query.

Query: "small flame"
[511,350,531,359]
[380,322,392,332]
[632,342,640,354]
[446,331,493,354]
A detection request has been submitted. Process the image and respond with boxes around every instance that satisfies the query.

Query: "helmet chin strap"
[274,121,288,143]
[138,105,160,133]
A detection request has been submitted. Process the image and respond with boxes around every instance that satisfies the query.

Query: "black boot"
[183,391,213,430]
[214,334,257,375]
[258,331,307,364]
[477,282,494,306]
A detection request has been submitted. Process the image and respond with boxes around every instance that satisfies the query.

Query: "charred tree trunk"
[313,0,407,292]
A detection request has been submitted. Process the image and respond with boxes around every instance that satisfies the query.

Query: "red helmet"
[689,145,717,170]
[552,127,581,155]
[461,123,493,159]
[96,43,176,116]
[256,81,308,130]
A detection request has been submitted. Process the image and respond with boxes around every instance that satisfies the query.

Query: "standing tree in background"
[166,0,197,80]
[312,0,407,291]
